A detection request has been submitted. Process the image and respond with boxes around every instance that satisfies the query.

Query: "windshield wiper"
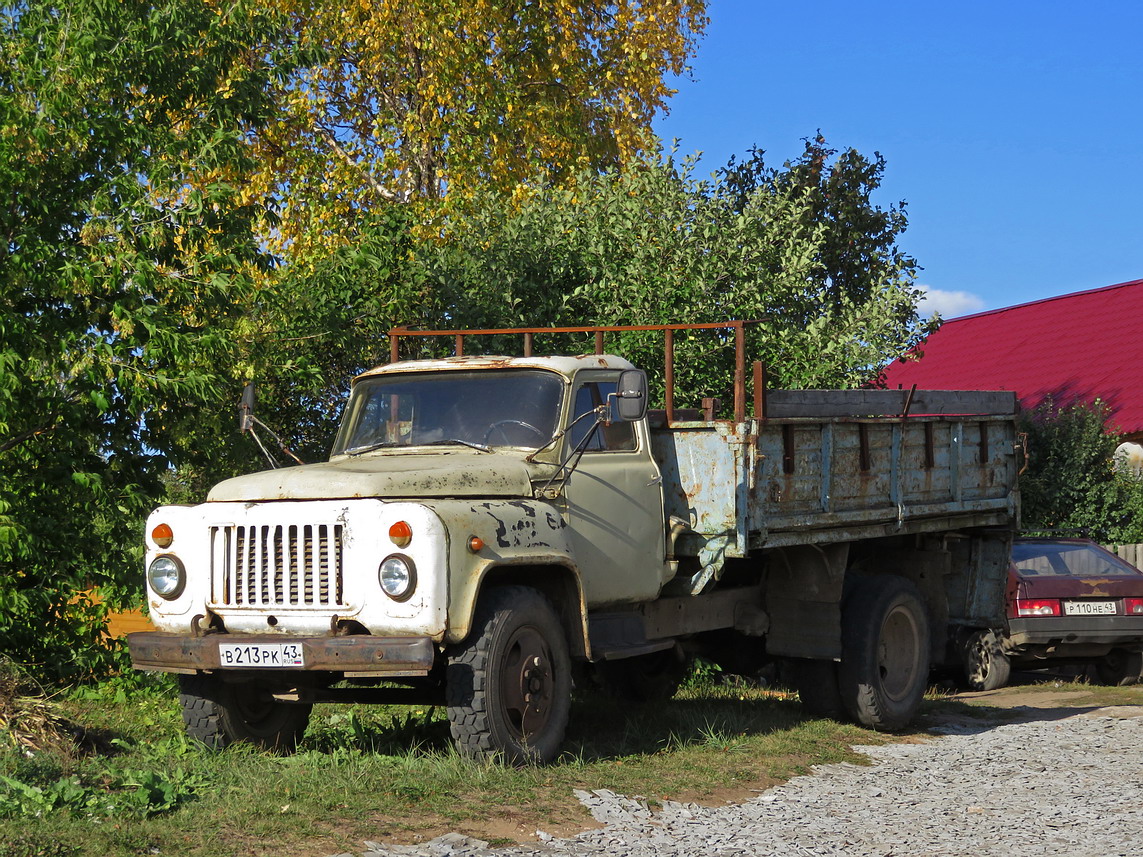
[344,441,400,456]
[422,438,492,453]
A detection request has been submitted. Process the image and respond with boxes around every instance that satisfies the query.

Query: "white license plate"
[1063,600,1117,616]
[218,642,305,668]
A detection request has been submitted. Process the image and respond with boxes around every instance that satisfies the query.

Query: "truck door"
[561,373,669,605]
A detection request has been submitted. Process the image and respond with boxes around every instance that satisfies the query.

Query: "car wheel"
[178,674,311,752]
[446,586,571,765]
[839,576,931,731]
[962,629,1011,691]
[1095,649,1143,686]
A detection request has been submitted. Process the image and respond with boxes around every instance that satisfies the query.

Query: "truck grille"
[209,523,346,609]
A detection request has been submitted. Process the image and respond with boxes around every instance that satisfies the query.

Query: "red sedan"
[964,538,1143,690]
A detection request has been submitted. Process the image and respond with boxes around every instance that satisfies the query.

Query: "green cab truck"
[130,322,1020,762]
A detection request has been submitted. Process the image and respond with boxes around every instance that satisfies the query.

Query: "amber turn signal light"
[389,521,413,547]
[468,536,484,553]
[151,523,174,548]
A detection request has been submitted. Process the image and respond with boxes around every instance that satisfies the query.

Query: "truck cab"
[132,353,663,762]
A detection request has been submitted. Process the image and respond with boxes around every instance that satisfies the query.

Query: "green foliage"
[236,208,424,463]
[1018,399,1143,543]
[0,746,206,820]
[0,0,294,679]
[415,139,932,411]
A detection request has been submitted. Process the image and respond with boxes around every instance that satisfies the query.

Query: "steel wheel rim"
[878,604,922,702]
[500,625,554,739]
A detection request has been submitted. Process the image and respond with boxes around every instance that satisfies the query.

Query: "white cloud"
[916,285,987,319]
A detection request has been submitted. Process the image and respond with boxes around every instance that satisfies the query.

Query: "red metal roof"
[882,279,1143,433]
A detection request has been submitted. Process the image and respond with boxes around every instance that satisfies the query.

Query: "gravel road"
[331,705,1143,857]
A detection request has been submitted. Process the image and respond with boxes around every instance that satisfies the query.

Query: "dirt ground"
[928,672,1143,732]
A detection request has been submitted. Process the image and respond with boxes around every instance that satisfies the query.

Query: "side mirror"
[238,382,255,433]
[612,369,648,422]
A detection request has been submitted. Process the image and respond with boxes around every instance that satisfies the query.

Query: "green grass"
[11,669,1137,857]
[0,675,886,857]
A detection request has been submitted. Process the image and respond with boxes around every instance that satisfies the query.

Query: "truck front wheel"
[178,674,312,752]
[446,586,571,765]
[839,576,930,730]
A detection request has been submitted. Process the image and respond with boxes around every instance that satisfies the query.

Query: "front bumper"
[128,631,436,677]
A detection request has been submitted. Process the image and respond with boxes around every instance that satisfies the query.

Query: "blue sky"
[653,0,1142,318]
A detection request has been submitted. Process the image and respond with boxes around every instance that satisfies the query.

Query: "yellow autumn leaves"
[241,0,708,263]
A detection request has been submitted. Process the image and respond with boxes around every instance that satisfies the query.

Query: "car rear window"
[1012,542,1143,577]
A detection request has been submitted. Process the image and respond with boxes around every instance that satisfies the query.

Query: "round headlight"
[147,555,185,600]
[379,555,416,601]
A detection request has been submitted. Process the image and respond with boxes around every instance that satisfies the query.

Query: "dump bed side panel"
[651,390,1020,554]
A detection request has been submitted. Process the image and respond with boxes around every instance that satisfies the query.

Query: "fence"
[1107,544,1143,569]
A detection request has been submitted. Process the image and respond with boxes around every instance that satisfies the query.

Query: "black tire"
[1095,649,1143,686]
[446,586,571,765]
[963,629,1012,691]
[790,658,846,719]
[596,646,687,703]
[178,674,311,753]
[838,576,930,731]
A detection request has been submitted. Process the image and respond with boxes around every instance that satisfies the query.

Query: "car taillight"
[1125,597,1143,616]
[1013,598,1062,617]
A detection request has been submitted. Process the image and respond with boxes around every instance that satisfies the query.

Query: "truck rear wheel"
[178,674,311,752]
[445,586,571,765]
[963,629,1011,691]
[839,576,930,730]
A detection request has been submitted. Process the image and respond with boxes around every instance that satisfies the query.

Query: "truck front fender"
[423,499,588,656]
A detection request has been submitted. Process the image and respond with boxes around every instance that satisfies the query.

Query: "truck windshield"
[332,370,564,456]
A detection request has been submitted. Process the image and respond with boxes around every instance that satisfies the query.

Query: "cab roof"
[355,353,636,382]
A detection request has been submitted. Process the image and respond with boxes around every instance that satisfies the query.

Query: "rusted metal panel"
[650,423,742,541]
[656,391,1018,555]
[764,389,1018,418]
[127,631,436,675]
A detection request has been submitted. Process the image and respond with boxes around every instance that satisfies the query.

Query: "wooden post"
[595,331,604,354]
[523,332,533,357]
[455,334,464,356]
[665,329,675,423]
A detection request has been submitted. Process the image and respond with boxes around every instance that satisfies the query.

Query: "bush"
[1019,399,1143,543]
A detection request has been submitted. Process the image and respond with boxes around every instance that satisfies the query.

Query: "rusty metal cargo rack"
[388,321,757,423]
[387,322,1018,426]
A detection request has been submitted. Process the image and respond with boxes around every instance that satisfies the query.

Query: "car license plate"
[218,642,305,668]
[1062,600,1117,616]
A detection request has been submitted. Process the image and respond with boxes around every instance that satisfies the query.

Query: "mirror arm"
[525,408,599,463]
[250,416,306,466]
[534,409,604,497]
[246,426,280,469]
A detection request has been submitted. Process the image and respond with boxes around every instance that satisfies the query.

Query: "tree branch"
[317,127,405,203]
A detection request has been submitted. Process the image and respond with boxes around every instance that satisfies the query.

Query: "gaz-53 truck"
[129,322,1020,763]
